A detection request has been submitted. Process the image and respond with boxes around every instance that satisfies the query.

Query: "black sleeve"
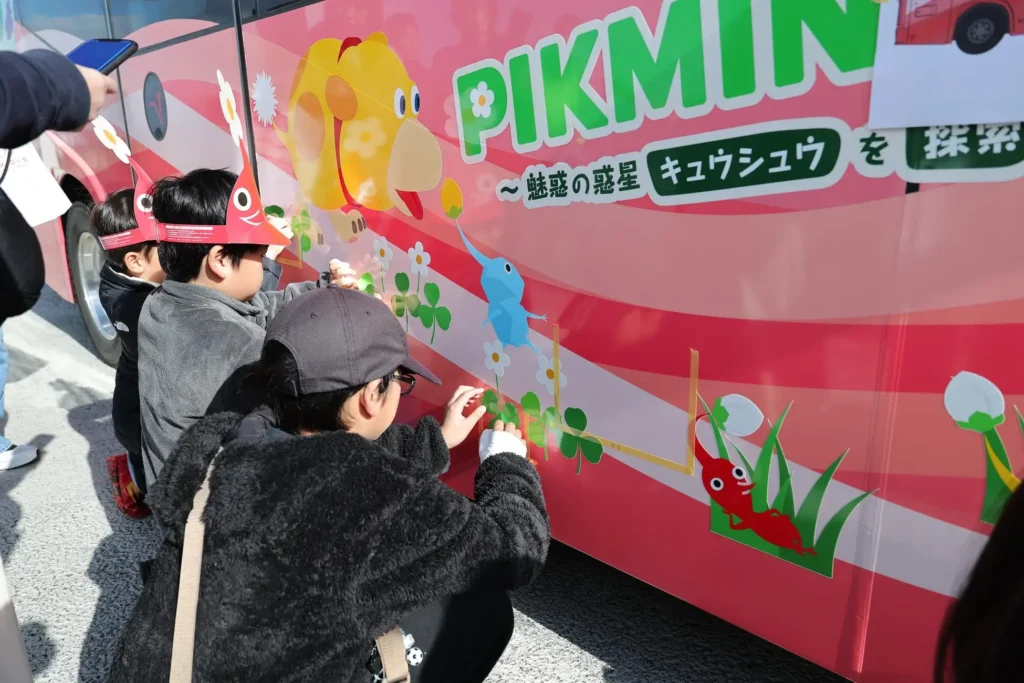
[0,190,45,323]
[354,454,550,622]
[374,417,450,476]
[0,50,91,149]
[260,257,282,292]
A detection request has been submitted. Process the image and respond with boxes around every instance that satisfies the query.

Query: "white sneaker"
[0,444,38,470]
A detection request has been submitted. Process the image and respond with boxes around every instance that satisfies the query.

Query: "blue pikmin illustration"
[455,220,546,351]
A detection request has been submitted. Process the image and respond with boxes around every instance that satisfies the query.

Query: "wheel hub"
[968,18,995,44]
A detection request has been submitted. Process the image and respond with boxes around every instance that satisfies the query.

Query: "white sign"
[0,144,71,227]
[869,0,1024,129]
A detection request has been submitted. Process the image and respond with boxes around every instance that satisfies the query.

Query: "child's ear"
[123,251,145,277]
[206,245,232,280]
[360,380,383,418]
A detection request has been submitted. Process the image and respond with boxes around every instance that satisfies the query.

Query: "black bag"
[0,186,46,324]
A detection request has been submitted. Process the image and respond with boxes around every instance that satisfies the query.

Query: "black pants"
[367,590,514,683]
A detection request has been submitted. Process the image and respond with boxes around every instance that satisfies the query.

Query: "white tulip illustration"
[944,371,1006,432]
[711,394,764,437]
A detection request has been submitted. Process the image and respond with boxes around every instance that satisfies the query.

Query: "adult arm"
[0,50,91,148]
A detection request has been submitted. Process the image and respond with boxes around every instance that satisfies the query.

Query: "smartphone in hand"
[66,38,138,75]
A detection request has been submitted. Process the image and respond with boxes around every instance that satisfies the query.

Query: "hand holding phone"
[66,39,138,75]
[66,38,136,124]
[76,66,118,124]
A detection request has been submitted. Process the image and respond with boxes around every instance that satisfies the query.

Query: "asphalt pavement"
[0,288,846,682]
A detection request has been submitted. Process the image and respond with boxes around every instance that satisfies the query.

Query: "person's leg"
[0,326,37,471]
[0,325,10,453]
[367,590,514,683]
[416,589,514,683]
[126,451,147,495]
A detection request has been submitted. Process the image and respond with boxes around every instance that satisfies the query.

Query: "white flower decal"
[372,237,393,272]
[408,242,431,277]
[217,69,244,145]
[470,82,495,119]
[251,71,278,126]
[92,117,131,164]
[712,394,764,437]
[483,341,511,378]
[944,371,1006,432]
[535,355,566,397]
[343,118,386,159]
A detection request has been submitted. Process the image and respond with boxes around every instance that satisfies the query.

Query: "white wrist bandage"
[479,429,528,462]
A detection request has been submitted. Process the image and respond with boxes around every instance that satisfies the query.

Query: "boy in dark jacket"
[109,287,549,683]
[93,188,164,517]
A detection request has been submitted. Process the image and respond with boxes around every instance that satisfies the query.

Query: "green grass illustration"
[702,398,873,578]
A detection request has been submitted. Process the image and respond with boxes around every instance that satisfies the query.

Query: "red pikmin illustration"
[695,414,816,556]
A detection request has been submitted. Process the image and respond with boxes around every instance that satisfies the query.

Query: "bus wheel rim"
[77,231,117,342]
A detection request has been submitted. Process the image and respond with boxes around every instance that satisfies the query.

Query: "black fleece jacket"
[108,410,550,683]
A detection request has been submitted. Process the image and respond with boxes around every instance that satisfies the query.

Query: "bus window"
[15,0,109,43]
[107,0,241,42]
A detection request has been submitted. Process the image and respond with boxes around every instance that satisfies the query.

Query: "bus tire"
[954,5,1008,55]
[65,201,121,367]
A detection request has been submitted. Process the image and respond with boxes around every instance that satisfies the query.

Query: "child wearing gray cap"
[109,286,550,683]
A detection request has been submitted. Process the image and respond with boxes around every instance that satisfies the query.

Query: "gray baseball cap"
[264,286,441,396]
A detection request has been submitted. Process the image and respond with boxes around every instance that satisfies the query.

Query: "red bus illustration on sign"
[896,0,1024,53]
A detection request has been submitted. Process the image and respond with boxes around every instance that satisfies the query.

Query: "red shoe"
[107,453,150,519]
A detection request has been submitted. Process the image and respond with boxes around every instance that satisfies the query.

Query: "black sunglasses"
[393,372,416,396]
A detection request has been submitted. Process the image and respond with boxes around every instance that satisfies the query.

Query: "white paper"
[0,144,71,227]
[869,1,1024,129]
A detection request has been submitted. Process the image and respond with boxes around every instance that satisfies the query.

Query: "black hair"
[242,341,393,434]
[91,188,157,273]
[934,484,1024,683]
[151,168,265,282]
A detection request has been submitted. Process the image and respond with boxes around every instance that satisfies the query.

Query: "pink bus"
[13,0,1024,680]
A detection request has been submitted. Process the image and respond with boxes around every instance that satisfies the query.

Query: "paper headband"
[92,70,289,250]
[92,117,160,250]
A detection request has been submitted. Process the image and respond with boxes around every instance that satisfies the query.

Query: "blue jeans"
[0,326,11,452]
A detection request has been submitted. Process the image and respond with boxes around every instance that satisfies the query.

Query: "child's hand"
[479,420,528,462]
[328,259,358,288]
[266,216,294,261]
[440,386,487,449]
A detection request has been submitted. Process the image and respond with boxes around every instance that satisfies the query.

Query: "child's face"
[124,245,165,284]
[205,246,267,301]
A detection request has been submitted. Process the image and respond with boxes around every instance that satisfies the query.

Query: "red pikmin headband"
[93,70,289,250]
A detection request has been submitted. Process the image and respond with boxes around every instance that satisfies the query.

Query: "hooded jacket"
[108,409,549,683]
[98,264,157,458]
[138,274,325,485]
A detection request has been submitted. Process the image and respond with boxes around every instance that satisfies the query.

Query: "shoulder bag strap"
[168,450,220,682]
[375,628,410,683]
